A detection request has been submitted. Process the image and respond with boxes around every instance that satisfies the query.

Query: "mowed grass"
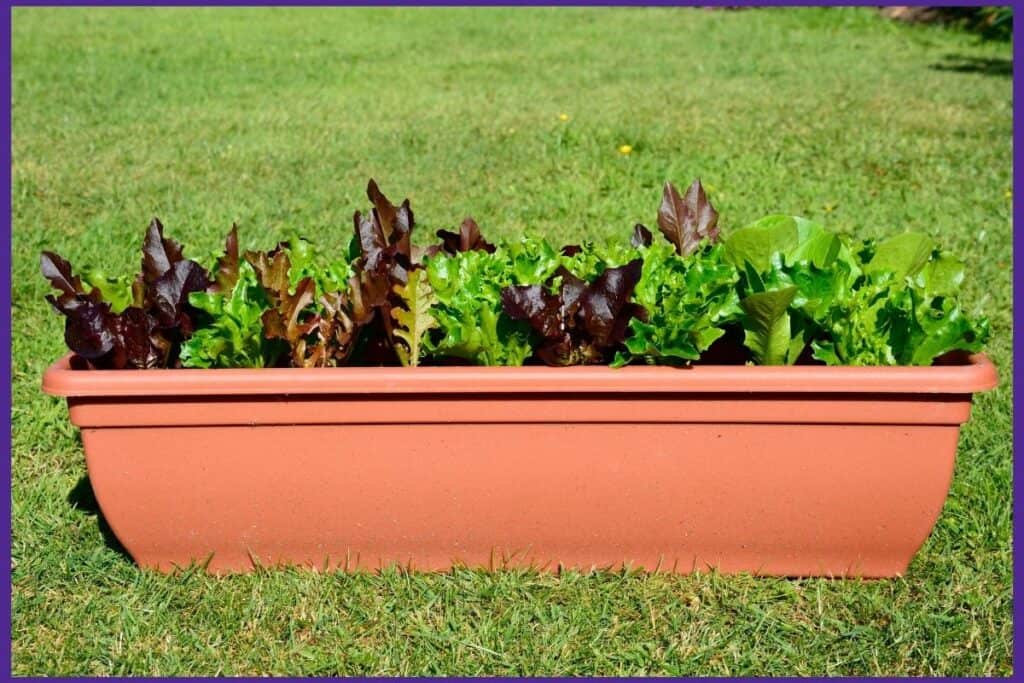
[10,7,1013,676]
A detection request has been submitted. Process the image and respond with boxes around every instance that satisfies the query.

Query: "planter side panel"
[82,419,960,577]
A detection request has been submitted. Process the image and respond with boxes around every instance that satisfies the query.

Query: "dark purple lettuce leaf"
[579,259,647,346]
[354,203,411,282]
[41,251,97,305]
[61,299,117,361]
[138,216,211,334]
[150,259,211,333]
[116,306,167,369]
[353,179,415,267]
[631,224,653,248]
[367,178,414,252]
[55,297,166,370]
[354,209,388,267]
[141,217,185,284]
[502,284,559,337]
[435,218,496,255]
[42,251,113,360]
[560,244,583,257]
[657,180,720,256]
[356,179,413,277]
[501,259,645,365]
[211,224,240,294]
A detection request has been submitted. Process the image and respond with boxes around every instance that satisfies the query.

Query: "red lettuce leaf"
[657,180,720,256]
[41,251,99,305]
[247,248,360,367]
[311,291,360,367]
[631,224,653,248]
[141,217,185,284]
[436,218,497,255]
[367,178,414,252]
[61,299,117,361]
[260,277,318,366]
[211,224,240,294]
[348,179,422,364]
[357,179,413,276]
[116,307,167,368]
[579,259,647,346]
[150,259,211,334]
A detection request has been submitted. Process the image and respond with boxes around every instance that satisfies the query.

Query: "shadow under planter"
[67,475,133,563]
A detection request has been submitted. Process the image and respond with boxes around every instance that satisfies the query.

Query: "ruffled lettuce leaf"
[246,247,360,368]
[348,179,417,364]
[617,241,740,366]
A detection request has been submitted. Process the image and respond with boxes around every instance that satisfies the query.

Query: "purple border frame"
[1013,6,1020,682]
[1,1,1017,679]
[1,0,1015,6]
[2,0,10,677]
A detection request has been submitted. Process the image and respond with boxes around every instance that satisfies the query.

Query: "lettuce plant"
[502,260,645,366]
[42,219,211,369]
[725,215,862,365]
[619,241,741,366]
[610,182,741,365]
[180,261,281,369]
[722,216,988,365]
[812,234,988,366]
[423,239,557,367]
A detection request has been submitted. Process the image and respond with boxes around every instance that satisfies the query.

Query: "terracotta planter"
[42,353,997,577]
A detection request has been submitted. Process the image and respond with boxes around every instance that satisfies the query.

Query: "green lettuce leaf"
[180,261,282,368]
[391,269,438,367]
[739,286,799,365]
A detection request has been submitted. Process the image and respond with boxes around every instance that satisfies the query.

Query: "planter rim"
[42,352,997,397]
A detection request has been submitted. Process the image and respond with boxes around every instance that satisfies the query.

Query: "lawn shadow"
[67,475,133,564]
[930,54,1012,77]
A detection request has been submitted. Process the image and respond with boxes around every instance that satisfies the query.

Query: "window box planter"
[43,352,996,577]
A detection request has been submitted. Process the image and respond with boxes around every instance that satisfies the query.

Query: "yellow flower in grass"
[618,144,633,155]
[558,113,570,122]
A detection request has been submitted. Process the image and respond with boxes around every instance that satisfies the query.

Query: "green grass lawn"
[11,7,1013,676]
